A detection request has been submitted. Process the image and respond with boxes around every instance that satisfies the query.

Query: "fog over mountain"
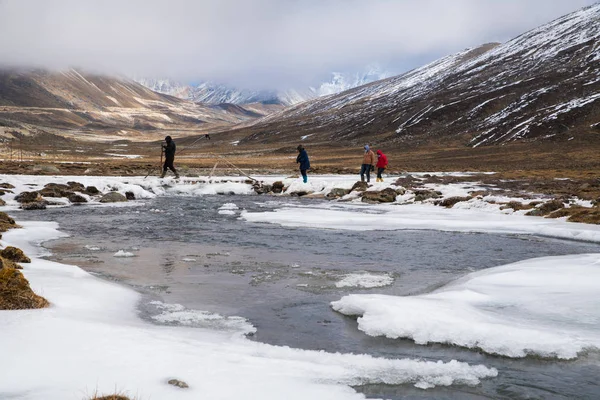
[0,0,596,88]
[232,4,600,148]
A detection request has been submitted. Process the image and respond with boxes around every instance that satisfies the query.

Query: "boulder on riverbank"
[84,186,101,195]
[326,188,350,199]
[40,183,72,198]
[526,200,564,216]
[350,181,369,192]
[272,181,285,194]
[15,191,42,203]
[68,194,88,204]
[252,182,272,195]
[361,188,400,203]
[21,201,48,210]
[394,176,420,189]
[39,187,71,198]
[290,190,312,197]
[99,192,127,203]
[414,189,442,202]
[436,196,472,208]
[67,181,86,191]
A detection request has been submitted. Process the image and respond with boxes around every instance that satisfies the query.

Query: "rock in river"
[68,194,88,204]
[99,192,128,203]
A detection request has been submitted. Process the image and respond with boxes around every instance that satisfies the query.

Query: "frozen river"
[14,194,600,400]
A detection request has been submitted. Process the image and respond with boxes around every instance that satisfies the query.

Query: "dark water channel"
[14,195,600,399]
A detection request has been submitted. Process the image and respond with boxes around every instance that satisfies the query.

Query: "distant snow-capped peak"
[135,66,391,106]
[315,67,391,96]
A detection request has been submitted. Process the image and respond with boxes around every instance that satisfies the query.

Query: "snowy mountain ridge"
[237,4,600,147]
[136,66,391,106]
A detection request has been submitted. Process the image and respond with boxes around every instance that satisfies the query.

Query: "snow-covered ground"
[332,254,600,360]
[0,221,497,399]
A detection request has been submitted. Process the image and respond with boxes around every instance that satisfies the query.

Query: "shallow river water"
[14,195,600,399]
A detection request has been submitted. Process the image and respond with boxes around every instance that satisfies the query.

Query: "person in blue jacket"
[296,145,310,183]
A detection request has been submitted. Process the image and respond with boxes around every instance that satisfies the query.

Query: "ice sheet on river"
[332,254,600,359]
[336,272,394,288]
[149,300,256,335]
[0,221,497,399]
[240,203,600,243]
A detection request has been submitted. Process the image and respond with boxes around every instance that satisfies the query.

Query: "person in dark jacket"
[160,136,180,179]
[296,145,310,183]
[376,149,388,182]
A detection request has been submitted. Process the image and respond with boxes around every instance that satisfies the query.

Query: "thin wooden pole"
[214,154,257,182]
[208,161,219,182]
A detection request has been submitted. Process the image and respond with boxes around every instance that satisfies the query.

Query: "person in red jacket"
[376,150,388,182]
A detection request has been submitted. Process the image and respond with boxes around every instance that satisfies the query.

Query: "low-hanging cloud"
[0,0,596,88]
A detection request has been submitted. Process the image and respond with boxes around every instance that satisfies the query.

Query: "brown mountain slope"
[0,69,261,140]
[223,5,600,150]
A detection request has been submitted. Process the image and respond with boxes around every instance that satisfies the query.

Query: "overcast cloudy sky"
[0,0,596,88]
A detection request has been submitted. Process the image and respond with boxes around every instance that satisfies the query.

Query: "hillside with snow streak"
[0,69,260,136]
[236,4,600,147]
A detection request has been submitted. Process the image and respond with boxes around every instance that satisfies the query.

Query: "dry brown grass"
[500,201,537,211]
[0,246,31,263]
[0,211,50,309]
[0,211,17,233]
[86,388,135,400]
[567,208,600,224]
[0,267,49,310]
[437,196,473,208]
[1,130,600,178]
[0,255,21,270]
[547,208,579,219]
[547,206,600,224]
